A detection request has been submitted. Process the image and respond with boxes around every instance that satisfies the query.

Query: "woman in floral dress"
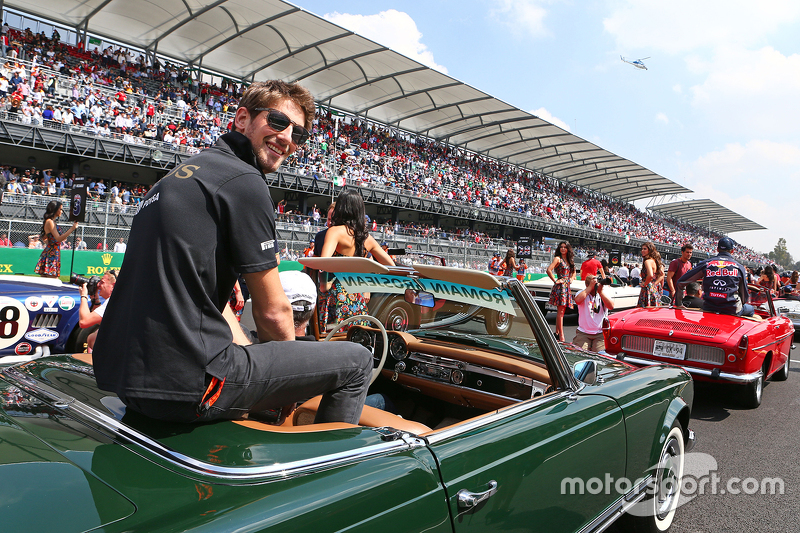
[637,242,664,307]
[546,241,576,342]
[319,190,395,330]
[34,200,79,278]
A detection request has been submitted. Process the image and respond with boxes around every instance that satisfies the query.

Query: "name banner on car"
[335,273,417,295]
[335,273,516,315]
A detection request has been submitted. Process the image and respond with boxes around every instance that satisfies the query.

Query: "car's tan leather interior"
[72,352,93,365]
[233,420,359,433]
[288,395,432,435]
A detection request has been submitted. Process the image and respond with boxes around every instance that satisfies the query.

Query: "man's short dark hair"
[681,243,693,252]
[234,80,315,132]
[292,300,315,328]
[686,282,701,296]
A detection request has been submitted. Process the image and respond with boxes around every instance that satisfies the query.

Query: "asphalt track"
[243,304,800,532]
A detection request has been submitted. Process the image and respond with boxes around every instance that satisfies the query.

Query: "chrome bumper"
[616,354,764,384]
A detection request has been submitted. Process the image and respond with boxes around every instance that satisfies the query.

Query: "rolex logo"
[102,253,113,266]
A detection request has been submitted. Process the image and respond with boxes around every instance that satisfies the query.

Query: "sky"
[293,0,800,261]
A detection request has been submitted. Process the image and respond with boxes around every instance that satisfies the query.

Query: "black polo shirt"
[94,132,279,401]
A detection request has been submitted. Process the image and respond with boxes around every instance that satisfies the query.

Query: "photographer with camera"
[572,274,614,352]
[76,270,117,351]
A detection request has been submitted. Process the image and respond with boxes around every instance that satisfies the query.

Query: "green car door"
[427,389,626,533]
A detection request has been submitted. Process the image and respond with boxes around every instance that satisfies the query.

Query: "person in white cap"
[279,270,318,339]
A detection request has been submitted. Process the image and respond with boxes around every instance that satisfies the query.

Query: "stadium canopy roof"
[648,199,766,234]
[10,0,692,202]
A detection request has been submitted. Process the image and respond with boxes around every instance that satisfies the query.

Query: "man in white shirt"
[617,263,629,286]
[572,275,614,352]
[630,264,641,287]
[113,238,127,253]
[78,270,116,351]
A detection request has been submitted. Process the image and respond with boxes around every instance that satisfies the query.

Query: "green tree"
[768,238,793,268]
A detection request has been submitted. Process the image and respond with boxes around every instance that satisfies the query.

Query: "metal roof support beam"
[181,8,301,63]
[145,0,232,52]
[293,48,387,82]
[534,156,623,175]
[324,66,428,103]
[462,122,555,146]
[480,132,573,154]
[511,143,604,164]
[443,114,540,139]
[396,96,494,129]
[78,0,115,29]
[530,152,617,169]
[245,31,353,79]
[361,82,461,112]
[558,163,639,181]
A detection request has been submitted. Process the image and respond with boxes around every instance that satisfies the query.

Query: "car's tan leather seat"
[287,395,432,435]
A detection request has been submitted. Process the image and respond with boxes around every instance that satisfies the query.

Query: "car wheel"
[384,300,416,331]
[772,356,790,381]
[67,325,98,353]
[742,371,764,409]
[485,310,512,335]
[621,422,685,533]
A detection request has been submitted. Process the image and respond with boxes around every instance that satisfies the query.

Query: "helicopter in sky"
[620,56,650,70]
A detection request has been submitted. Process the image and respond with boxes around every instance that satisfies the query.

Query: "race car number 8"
[0,297,29,349]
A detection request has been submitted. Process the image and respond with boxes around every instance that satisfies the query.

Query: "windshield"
[328,272,543,363]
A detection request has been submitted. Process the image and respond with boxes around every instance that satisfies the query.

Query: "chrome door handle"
[457,480,498,509]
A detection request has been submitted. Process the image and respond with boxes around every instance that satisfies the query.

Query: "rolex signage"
[0,249,124,276]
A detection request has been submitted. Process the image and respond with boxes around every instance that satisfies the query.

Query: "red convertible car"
[604,286,793,408]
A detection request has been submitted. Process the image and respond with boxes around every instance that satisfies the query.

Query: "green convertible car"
[0,258,694,533]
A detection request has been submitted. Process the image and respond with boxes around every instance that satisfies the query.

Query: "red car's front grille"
[622,335,725,365]
[633,318,719,338]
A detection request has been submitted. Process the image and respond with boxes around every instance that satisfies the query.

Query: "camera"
[70,273,100,296]
[598,277,612,286]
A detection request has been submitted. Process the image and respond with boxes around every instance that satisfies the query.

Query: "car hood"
[0,275,78,296]
[608,306,747,345]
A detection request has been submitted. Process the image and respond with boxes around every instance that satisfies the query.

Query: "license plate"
[652,340,686,360]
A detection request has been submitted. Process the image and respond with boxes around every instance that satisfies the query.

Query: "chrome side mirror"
[573,360,598,385]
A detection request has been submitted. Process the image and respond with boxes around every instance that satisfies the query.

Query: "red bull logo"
[706,268,739,277]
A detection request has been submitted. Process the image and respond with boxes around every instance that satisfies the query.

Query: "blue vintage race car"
[0,275,86,363]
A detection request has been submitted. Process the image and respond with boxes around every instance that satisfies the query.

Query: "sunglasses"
[253,108,309,145]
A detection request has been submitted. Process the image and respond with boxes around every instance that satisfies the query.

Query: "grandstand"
[0,1,769,270]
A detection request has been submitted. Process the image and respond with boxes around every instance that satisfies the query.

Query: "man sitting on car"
[675,237,753,317]
[681,282,704,309]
